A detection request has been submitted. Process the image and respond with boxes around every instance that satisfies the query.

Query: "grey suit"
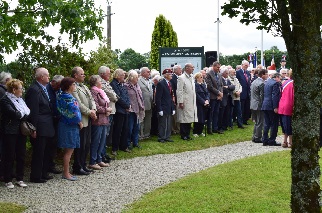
[250,77,265,142]
[138,77,153,138]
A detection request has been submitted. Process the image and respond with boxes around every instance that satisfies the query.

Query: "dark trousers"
[231,100,243,127]
[0,133,4,178]
[73,124,91,171]
[112,112,128,151]
[30,136,52,180]
[3,134,26,182]
[48,120,59,170]
[193,122,204,135]
[158,114,172,140]
[240,97,251,124]
[180,123,192,138]
[207,99,221,131]
[263,110,279,143]
[150,106,159,136]
[106,114,114,147]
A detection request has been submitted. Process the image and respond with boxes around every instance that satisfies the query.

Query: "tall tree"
[0,0,104,62]
[150,14,178,70]
[222,1,322,211]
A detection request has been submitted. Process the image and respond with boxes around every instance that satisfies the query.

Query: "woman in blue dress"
[57,77,82,181]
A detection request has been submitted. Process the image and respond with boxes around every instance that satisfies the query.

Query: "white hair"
[0,71,12,85]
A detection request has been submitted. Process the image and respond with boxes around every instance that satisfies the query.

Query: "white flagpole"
[217,0,220,62]
[261,29,264,65]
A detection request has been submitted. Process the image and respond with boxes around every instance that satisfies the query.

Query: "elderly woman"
[124,70,145,149]
[57,77,82,181]
[0,79,30,188]
[193,73,210,137]
[278,70,294,148]
[110,69,131,155]
[89,75,111,169]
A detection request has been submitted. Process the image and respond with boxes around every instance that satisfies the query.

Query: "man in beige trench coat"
[176,63,198,140]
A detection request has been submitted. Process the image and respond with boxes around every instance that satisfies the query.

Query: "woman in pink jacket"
[278,70,294,148]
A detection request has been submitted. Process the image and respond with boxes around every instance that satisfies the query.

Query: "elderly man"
[71,66,97,175]
[177,63,198,140]
[46,75,64,174]
[155,69,175,143]
[98,66,118,162]
[236,60,251,125]
[170,65,182,134]
[25,68,55,183]
[205,61,224,134]
[250,69,268,143]
[261,72,282,146]
[138,67,153,140]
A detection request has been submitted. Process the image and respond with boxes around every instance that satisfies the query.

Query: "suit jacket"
[221,77,235,107]
[46,83,60,121]
[205,71,223,100]
[138,77,153,111]
[155,79,175,115]
[261,78,281,111]
[236,69,251,100]
[25,81,55,137]
[250,77,265,110]
[72,82,97,127]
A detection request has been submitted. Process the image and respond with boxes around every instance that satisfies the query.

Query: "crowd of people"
[0,59,293,189]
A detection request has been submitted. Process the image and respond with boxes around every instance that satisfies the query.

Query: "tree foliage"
[149,14,178,70]
[117,48,148,71]
[222,0,322,212]
[0,0,104,62]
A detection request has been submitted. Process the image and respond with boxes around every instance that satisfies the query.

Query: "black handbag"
[20,121,36,136]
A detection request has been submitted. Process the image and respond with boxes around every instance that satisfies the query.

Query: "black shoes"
[238,126,245,129]
[213,130,224,134]
[158,139,165,143]
[263,141,281,146]
[207,131,213,135]
[165,139,174,142]
[73,169,90,176]
[30,178,47,183]
[83,167,94,173]
[181,136,193,140]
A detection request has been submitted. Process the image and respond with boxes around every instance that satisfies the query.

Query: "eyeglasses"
[282,73,286,74]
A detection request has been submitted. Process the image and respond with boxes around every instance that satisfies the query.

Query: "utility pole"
[214,0,221,62]
[106,1,112,48]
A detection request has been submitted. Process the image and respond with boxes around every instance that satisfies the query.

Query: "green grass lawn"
[123,151,293,213]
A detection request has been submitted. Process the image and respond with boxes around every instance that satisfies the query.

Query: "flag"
[271,53,275,65]
[252,52,257,68]
[262,54,265,67]
[248,53,252,62]
[282,55,286,60]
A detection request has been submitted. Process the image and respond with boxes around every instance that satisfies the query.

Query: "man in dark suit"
[261,72,282,146]
[236,60,252,125]
[170,65,182,134]
[155,68,175,143]
[218,68,235,131]
[46,75,64,174]
[205,61,223,134]
[25,67,55,183]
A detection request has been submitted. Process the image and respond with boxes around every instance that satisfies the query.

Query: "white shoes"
[17,181,27,187]
[193,134,199,137]
[200,133,206,137]
[5,182,14,189]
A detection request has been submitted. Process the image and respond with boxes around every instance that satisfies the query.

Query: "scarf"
[6,92,30,118]
[91,86,110,103]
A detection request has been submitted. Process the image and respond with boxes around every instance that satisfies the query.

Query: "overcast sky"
[4,0,287,62]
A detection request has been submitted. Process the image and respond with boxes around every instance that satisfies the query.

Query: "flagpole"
[261,29,264,65]
[216,0,220,62]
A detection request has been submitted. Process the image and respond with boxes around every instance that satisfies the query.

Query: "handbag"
[20,121,36,136]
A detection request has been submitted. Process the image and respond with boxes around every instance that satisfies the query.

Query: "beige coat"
[72,83,96,127]
[176,72,198,123]
[101,78,118,114]
[228,76,242,101]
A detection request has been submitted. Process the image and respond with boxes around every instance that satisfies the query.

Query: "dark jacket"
[25,81,55,137]
[110,78,130,114]
[195,82,210,123]
[236,69,251,100]
[261,78,281,111]
[155,79,175,115]
[0,95,26,135]
[221,77,235,107]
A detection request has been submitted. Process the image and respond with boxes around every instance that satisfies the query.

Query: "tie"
[244,70,248,82]
[215,73,218,80]
[43,87,50,101]
[168,81,172,94]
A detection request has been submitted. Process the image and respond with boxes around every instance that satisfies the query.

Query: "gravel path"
[0,138,286,213]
